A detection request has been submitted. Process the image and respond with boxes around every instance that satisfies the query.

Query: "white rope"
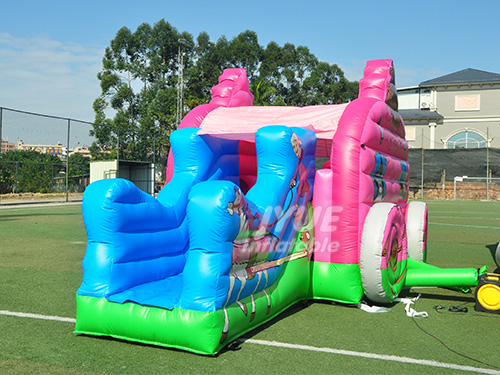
[395,293,428,318]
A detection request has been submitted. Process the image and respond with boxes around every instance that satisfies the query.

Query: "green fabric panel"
[75,294,223,355]
[404,267,478,288]
[310,262,363,304]
[223,255,310,345]
[381,258,407,303]
[75,248,312,355]
[406,257,434,270]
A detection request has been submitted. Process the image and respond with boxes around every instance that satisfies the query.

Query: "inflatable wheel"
[360,203,408,303]
[406,201,428,262]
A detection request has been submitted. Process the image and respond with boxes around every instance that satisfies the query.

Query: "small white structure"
[90,160,155,195]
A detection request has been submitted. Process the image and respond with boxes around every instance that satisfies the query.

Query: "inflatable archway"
[75,59,484,355]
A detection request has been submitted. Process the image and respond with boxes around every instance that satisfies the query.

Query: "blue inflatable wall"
[78,126,316,314]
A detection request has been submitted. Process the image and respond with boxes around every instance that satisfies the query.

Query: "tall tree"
[0,150,63,193]
[90,22,359,171]
[90,20,192,164]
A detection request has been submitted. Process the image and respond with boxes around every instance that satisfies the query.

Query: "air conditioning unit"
[420,88,432,109]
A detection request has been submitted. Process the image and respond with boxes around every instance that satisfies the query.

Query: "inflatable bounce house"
[75,59,488,355]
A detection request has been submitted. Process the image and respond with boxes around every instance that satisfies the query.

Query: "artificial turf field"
[1,200,500,374]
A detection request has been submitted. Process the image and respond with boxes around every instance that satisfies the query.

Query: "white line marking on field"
[432,216,500,221]
[0,310,76,323]
[240,339,500,374]
[429,222,500,230]
[3,309,499,374]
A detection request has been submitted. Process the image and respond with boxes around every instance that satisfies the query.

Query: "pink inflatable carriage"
[167,58,476,305]
[76,59,482,355]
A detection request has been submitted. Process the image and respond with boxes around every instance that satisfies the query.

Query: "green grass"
[1,201,500,374]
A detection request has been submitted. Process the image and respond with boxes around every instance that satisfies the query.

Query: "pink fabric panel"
[165,68,254,183]
[312,168,335,263]
[210,68,254,107]
[360,147,408,181]
[358,59,394,102]
[359,74,388,102]
[380,206,408,270]
[359,174,407,204]
[178,103,219,130]
[364,59,395,77]
[238,141,257,193]
[329,98,377,265]
[198,104,348,157]
[360,119,408,160]
[368,101,405,139]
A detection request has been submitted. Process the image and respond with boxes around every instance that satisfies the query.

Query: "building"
[16,141,65,157]
[0,140,15,153]
[398,68,500,149]
[71,145,92,158]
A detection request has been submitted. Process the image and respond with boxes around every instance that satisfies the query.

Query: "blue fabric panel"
[108,273,184,309]
[180,181,240,311]
[78,125,316,313]
[180,126,317,312]
[78,128,239,303]
[78,179,190,298]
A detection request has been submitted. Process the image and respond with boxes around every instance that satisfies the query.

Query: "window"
[447,130,486,148]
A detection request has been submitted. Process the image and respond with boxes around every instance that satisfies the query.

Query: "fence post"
[15,161,18,193]
[0,107,3,154]
[486,127,490,201]
[66,119,70,202]
[421,128,424,200]
[0,108,2,203]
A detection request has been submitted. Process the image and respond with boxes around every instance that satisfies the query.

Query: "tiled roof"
[400,109,443,121]
[421,68,500,86]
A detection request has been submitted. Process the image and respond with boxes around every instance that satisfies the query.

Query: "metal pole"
[66,119,70,202]
[486,127,489,201]
[117,126,120,162]
[0,108,2,203]
[15,161,18,193]
[0,107,3,154]
[153,133,156,197]
[421,128,424,200]
[176,39,186,127]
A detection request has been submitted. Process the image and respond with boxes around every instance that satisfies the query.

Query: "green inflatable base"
[75,222,313,355]
[310,261,364,304]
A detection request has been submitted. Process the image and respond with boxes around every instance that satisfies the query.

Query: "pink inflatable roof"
[198,103,349,157]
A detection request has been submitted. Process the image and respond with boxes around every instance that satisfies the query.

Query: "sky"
[0,0,499,144]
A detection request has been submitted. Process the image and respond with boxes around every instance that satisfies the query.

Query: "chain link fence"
[0,107,97,204]
[408,147,500,201]
[2,107,497,203]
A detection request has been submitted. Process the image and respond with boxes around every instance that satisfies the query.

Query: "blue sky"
[1,0,499,126]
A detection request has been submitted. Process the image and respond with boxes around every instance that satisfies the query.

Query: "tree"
[0,150,63,193]
[91,22,360,170]
[249,80,276,106]
[90,19,192,164]
[303,62,359,105]
[68,153,90,177]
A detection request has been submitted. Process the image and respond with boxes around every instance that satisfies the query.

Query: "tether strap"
[395,293,428,318]
[247,249,309,274]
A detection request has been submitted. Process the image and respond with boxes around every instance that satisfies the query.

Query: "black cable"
[434,303,500,319]
[412,302,500,370]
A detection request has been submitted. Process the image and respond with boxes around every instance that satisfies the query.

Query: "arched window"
[446,130,486,149]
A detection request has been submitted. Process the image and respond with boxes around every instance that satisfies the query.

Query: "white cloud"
[0,33,104,122]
